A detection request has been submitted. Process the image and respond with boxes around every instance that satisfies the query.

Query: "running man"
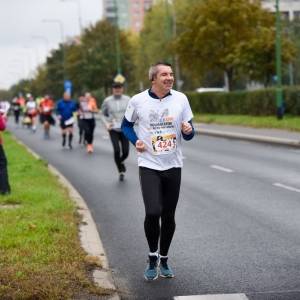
[78,92,99,153]
[39,94,55,139]
[56,92,78,149]
[100,82,130,181]
[121,62,194,280]
[12,97,21,128]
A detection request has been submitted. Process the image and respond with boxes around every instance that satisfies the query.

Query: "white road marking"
[174,294,248,300]
[210,165,234,173]
[273,183,300,193]
[102,135,109,139]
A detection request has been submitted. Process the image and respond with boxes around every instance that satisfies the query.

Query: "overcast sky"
[0,0,104,90]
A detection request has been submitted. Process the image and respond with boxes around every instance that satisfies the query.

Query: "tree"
[236,26,297,87]
[82,20,134,95]
[174,0,291,91]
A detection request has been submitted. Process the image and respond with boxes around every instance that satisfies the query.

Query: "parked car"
[196,87,226,93]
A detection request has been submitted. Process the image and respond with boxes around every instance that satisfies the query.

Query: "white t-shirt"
[125,89,193,171]
[26,101,36,114]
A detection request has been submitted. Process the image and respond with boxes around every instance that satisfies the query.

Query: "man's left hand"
[181,121,192,135]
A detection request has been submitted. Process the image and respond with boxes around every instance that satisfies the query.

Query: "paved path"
[7,119,300,300]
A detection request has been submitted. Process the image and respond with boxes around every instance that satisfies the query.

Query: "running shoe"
[144,255,159,280]
[69,144,73,150]
[119,172,124,181]
[159,257,174,278]
[121,161,126,173]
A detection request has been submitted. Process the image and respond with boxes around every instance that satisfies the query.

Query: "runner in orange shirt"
[39,94,55,139]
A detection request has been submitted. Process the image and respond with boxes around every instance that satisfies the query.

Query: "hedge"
[186,86,300,116]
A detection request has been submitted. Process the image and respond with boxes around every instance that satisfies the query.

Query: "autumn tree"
[236,26,297,87]
[174,0,295,90]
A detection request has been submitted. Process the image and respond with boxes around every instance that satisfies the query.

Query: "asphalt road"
[7,118,300,300]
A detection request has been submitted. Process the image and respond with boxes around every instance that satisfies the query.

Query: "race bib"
[43,106,50,112]
[150,134,177,155]
[112,118,122,129]
[65,117,75,126]
[83,112,93,119]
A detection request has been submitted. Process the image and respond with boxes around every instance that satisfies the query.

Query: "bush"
[186,86,300,116]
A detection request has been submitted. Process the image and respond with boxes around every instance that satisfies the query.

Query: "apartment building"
[103,0,156,33]
[262,0,300,20]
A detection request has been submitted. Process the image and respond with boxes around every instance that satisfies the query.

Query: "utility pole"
[114,0,122,75]
[61,0,87,92]
[165,0,172,65]
[275,0,283,120]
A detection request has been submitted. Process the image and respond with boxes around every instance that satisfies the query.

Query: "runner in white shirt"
[25,96,38,132]
[121,61,195,280]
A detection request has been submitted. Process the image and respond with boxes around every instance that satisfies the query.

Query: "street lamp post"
[61,0,87,92]
[12,60,25,79]
[165,0,172,65]
[114,0,122,75]
[275,0,283,120]
[17,53,31,79]
[42,19,67,81]
[23,45,39,66]
[31,36,49,54]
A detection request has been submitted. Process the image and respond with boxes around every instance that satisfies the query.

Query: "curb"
[15,139,120,300]
[194,128,300,148]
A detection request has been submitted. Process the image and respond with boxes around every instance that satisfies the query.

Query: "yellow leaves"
[29,223,36,229]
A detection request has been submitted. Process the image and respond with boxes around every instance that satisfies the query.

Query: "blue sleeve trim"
[121,116,138,146]
[182,120,195,141]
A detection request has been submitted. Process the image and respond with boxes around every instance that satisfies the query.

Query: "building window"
[121,1,127,7]
[144,1,152,10]
[294,11,300,18]
[134,11,140,17]
[134,21,141,27]
[133,1,139,7]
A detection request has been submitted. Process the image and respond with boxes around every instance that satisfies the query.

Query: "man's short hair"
[149,62,173,79]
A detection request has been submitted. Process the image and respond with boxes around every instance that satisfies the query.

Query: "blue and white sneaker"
[144,255,159,280]
[159,257,174,278]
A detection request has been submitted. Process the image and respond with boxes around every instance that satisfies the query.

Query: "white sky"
[0,0,104,90]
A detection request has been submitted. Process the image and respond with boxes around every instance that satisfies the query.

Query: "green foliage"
[186,86,300,116]
[174,0,297,90]
[0,90,13,100]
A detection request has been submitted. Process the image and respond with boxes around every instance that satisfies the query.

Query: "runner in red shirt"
[39,94,55,139]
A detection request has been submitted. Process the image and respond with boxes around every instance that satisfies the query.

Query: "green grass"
[0,131,111,299]
[193,114,300,132]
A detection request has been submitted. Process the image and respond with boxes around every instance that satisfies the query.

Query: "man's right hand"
[136,140,146,152]
[106,123,112,131]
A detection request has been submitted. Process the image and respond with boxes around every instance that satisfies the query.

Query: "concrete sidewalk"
[193,123,300,147]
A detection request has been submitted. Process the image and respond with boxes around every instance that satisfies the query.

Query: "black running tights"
[109,130,129,172]
[139,167,181,256]
[82,119,95,144]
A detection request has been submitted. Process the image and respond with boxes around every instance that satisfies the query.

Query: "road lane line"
[210,165,234,173]
[273,183,300,193]
[174,294,248,300]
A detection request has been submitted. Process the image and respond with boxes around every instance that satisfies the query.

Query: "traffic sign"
[114,74,125,84]
[64,80,72,93]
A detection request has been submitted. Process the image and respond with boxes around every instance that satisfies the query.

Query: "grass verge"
[193,114,300,132]
[0,131,111,300]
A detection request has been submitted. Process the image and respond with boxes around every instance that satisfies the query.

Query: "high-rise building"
[103,0,156,33]
[262,0,300,20]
